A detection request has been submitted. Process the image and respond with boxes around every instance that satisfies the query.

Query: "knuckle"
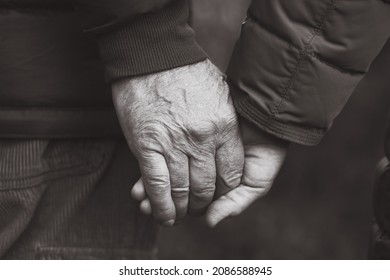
[185,115,238,145]
[171,187,190,199]
[218,171,242,188]
[187,121,217,142]
[145,176,170,194]
[220,112,237,126]
[137,138,157,151]
[218,115,238,136]
[190,154,216,170]
[249,182,272,196]
[136,136,162,152]
[191,184,215,198]
[261,183,273,194]
[134,122,169,151]
[155,204,174,218]
[169,167,189,184]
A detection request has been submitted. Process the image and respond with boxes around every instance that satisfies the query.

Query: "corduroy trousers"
[0,139,157,259]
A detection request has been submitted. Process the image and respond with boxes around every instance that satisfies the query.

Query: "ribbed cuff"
[230,85,326,146]
[96,0,207,83]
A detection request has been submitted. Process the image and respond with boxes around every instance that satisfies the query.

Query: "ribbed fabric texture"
[0,140,157,259]
[97,0,207,82]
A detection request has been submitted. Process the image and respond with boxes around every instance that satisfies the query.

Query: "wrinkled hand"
[131,114,288,227]
[206,118,288,227]
[112,60,244,227]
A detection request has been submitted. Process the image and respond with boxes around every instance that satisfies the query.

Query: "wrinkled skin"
[132,115,289,227]
[112,60,244,226]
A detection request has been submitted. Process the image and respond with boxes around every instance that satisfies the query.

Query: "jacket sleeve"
[72,0,207,82]
[227,0,390,145]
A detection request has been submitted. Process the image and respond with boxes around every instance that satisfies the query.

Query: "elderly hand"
[112,59,244,227]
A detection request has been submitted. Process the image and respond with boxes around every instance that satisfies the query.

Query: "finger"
[131,177,146,201]
[167,152,190,222]
[207,144,286,227]
[206,184,267,228]
[140,198,152,215]
[215,127,244,199]
[139,152,175,227]
[189,154,216,215]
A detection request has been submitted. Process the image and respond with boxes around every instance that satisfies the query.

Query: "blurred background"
[157,0,390,259]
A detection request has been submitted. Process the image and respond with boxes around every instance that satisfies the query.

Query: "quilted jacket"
[228,0,390,145]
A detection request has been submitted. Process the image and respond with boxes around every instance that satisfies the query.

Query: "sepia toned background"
[157,0,390,259]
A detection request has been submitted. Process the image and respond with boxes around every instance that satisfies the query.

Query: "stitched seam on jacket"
[246,13,365,77]
[271,0,340,116]
[309,53,365,76]
[233,95,325,146]
[240,96,325,133]
[247,10,294,51]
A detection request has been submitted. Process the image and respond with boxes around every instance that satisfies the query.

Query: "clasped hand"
[113,60,288,227]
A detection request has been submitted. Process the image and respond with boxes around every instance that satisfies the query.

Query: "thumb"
[206,184,267,227]
[206,142,287,228]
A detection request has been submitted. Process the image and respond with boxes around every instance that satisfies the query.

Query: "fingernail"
[162,219,175,227]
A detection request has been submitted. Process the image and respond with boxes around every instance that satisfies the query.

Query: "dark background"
[158,0,390,259]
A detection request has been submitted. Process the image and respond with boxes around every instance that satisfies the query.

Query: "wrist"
[239,116,290,149]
